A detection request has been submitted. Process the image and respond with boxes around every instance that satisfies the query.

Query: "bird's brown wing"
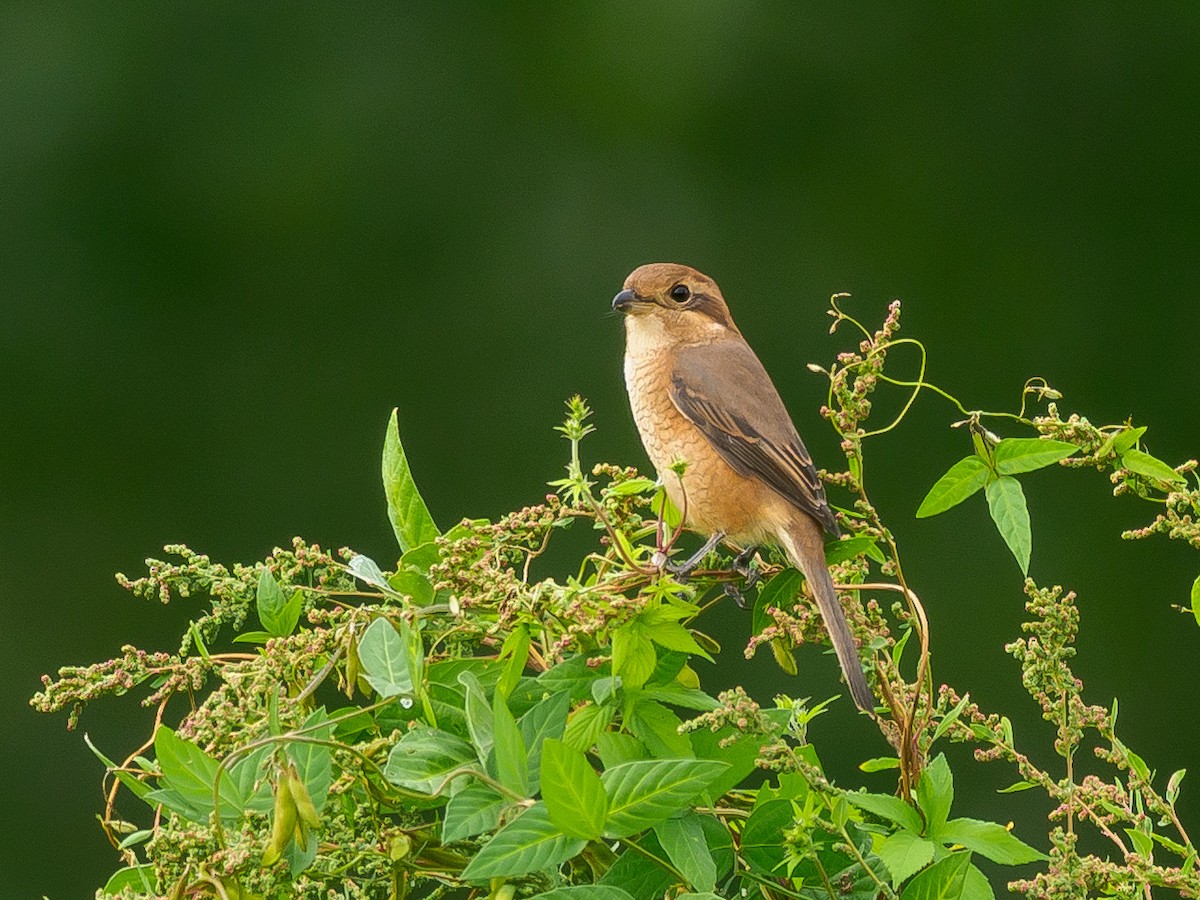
[670,340,839,534]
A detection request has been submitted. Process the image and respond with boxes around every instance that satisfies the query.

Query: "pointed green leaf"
[357,617,416,699]
[916,457,991,518]
[1110,425,1148,455]
[102,865,158,895]
[491,690,529,796]
[844,791,923,834]
[993,438,1076,475]
[1122,448,1185,486]
[387,566,435,606]
[383,726,475,795]
[643,619,711,661]
[596,732,647,768]
[153,726,242,821]
[383,408,439,553]
[289,708,334,811]
[541,739,608,840]
[562,702,614,752]
[996,780,1037,794]
[825,535,883,566]
[460,802,586,880]
[442,782,507,843]
[859,756,901,773]
[655,813,717,892]
[900,851,972,899]
[985,475,1031,575]
[601,758,727,838]
[917,754,954,834]
[519,691,571,793]
[459,671,494,765]
[257,570,301,637]
[752,568,802,635]
[627,700,692,759]
[1191,575,1200,627]
[878,831,936,884]
[740,798,793,874]
[963,864,996,900]
[531,889,636,900]
[612,621,657,690]
[937,817,1046,864]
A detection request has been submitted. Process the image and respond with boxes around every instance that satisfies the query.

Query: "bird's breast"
[623,329,780,545]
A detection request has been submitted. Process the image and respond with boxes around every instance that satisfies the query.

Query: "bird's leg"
[722,544,760,609]
[662,531,725,579]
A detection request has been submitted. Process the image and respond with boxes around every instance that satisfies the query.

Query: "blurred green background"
[3,5,1199,895]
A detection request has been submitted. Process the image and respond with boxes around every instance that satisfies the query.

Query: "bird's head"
[612,263,739,340]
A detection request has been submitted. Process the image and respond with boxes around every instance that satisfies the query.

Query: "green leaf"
[643,682,719,712]
[382,408,440,553]
[985,475,1031,575]
[289,707,334,811]
[532,889,637,900]
[916,457,991,518]
[932,692,972,744]
[996,780,1037,794]
[1191,575,1200,627]
[993,438,1076,475]
[562,702,614,752]
[962,864,996,900]
[900,851,972,900]
[601,758,728,838]
[232,630,273,644]
[612,621,657,690]
[878,831,936,884]
[519,691,571,793]
[154,726,242,821]
[498,625,531,699]
[1126,826,1154,859]
[460,802,586,880]
[597,732,647,768]
[1110,425,1148,455]
[691,725,769,797]
[357,617,417,699]
[459,670,494,764]
[740,798,792,874]
[1122,448,1184,486]
[627,700,692,759]
[859,756,901,773]
[844,791,923,834]
[442,782,506,843]
[101,864,157,895]
[383,726,475,795]
[655,812,717,892]
[256,569,301,637]
[541,739,608,840]
[643,619,711,661]
[608,477,658,497]
[825,535,883,566]
[937,817,1046,864]
[917,754,954,834]
[229,744,274,814]
[85,734,154,802]
[491,690,530,796]
[387,566,435,606]
[752,568,802,635]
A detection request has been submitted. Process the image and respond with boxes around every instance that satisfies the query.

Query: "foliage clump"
[33,300,1200,899]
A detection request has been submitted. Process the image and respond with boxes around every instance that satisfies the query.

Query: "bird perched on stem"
[613,262,874,713]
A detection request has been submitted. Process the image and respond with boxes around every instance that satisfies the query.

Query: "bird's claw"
[723,581,748,608]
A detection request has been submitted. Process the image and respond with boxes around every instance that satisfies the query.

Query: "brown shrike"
[613,262,874,712]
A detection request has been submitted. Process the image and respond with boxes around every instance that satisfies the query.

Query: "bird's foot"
[722,544,760,608]
[661,531,726,580]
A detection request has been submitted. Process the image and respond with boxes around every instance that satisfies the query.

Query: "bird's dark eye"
[669,284,691,303]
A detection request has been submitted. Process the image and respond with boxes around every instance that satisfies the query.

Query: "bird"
[612,262,874,713]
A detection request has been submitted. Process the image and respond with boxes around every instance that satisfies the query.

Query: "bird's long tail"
[779,519,875,713]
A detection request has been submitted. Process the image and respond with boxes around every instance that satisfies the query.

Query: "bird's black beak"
[612,288,637,312]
